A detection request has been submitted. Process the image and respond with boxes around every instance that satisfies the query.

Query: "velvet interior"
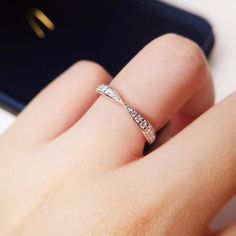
[0,0,214,111]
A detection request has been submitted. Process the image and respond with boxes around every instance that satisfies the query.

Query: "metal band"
[96,84,156,144]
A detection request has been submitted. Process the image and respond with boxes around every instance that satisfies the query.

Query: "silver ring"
[96,84,156,144]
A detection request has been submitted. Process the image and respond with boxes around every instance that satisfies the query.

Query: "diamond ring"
[96,84,156,144]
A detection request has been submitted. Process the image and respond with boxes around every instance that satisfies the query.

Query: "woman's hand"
[0,34,235,236]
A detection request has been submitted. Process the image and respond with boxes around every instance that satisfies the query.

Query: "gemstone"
[100,85,107,92]
[100,86,122,103]
[127,106,133,113]
[145,126,151,132]
[106,88,112,95]
[140,120,148,129]
[130,110,136,117]
[97,85,104,93]
[135,114,143,123]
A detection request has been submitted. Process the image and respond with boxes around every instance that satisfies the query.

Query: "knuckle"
[147,33,207,83]
[73,60,100,72]
[73,60,111,82]
[154,33,204,64]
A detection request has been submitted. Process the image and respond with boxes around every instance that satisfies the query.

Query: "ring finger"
[54,33,214,172]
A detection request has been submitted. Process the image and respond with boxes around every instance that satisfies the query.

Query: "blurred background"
[0,0,236,230]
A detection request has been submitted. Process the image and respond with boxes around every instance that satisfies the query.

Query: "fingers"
[59,34,213,170]
[217,224,236,236]
[124,92,236,235]
[4,61,112,150]
[157,75,214,145]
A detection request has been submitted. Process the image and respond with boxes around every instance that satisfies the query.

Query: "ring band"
[96,84,156,144]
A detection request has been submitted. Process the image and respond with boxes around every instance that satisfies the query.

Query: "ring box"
[0,0,214,112]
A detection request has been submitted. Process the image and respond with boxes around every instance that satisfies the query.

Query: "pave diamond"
[97,84,107,93]
[106,87,112,94]
[97,84,122,104]
[125,105,156,144]
[144,125,156,144]
[135,114,143,123]
[126,105,138,117]
[131,110,137,117]
[96,84,156,145]
[140,120,148,129]
[145,126,151,133]
[127,106,133,113]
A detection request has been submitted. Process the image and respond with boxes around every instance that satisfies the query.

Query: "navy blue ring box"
[0,0,214,112]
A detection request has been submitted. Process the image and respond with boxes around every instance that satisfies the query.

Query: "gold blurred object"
[27,8,55,38]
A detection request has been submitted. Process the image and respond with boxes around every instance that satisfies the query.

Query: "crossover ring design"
[96,84,156,145]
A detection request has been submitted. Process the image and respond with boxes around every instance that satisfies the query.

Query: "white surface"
[0,109,15,133]
[0,0,236,231]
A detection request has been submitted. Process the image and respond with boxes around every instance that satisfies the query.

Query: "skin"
[0,33,235,235]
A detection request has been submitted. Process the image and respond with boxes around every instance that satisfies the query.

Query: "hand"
[0,34,235,236]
